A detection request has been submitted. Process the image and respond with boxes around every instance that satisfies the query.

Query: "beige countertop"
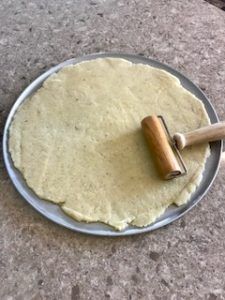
[1,0,225,299]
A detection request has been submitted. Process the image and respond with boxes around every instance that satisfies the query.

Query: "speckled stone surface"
[1,1,225,299]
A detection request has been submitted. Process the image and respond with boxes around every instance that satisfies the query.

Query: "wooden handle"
[174,122,225,150]
[141,116,182,180]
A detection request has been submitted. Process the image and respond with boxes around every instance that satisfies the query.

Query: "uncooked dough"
[9,58,210,230]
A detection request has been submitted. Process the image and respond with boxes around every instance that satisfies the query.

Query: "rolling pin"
[141,115,225,180]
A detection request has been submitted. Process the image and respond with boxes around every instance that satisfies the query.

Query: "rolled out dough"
[9,58,210,230]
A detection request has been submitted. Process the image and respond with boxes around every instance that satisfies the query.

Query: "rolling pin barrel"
[141,116,182,180]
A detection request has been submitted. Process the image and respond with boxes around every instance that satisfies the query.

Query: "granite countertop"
[1,1,225,299]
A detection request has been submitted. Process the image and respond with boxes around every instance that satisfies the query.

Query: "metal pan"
[2,53,222,236]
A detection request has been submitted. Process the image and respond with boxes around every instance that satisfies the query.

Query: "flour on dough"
[9,58,210,230]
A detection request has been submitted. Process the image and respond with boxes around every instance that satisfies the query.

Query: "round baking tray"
[2,53,222,236]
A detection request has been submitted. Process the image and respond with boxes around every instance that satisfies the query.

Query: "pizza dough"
[9,58,210,230]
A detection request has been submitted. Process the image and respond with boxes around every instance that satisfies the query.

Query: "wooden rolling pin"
[141,115,225,180]
[141,115,182,180]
